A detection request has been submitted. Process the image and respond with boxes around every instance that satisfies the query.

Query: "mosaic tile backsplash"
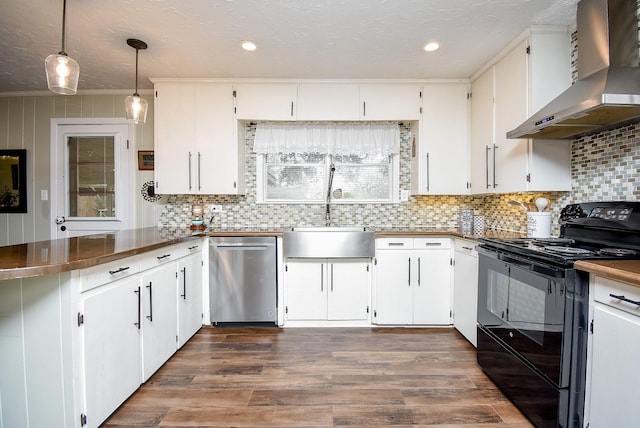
[159,120,639,236]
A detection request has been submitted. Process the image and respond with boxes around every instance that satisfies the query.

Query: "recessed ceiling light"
[424,42,440,52]
[241,41,257,51]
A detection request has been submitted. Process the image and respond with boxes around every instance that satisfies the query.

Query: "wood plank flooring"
[102,327,533,427]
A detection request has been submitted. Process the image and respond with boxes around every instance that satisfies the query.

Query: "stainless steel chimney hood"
[508,0,640,140]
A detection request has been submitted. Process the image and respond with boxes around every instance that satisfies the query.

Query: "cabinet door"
[154,82,195,194]
[453,243,478,346]
[328,260,369,321]
[285,260,327,320]
[235,83,297,120]
[177,252,203,348]
[82,276,141,428]
[470,67,494,194]
[587,304,640,427]
[413,249,452,325]
[195,83,239,194]
[493,40,529,193]
[374,250,413,324]
[359,85,421,120]
[420,83,470,194]
[140,263,178,381]
[297,84,360,120]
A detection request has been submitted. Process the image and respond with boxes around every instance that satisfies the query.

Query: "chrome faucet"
[326,162,336,226]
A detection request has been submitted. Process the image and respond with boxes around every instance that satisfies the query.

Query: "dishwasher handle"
[214,244,273,250]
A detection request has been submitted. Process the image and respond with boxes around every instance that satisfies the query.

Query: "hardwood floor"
[102,327,533,427]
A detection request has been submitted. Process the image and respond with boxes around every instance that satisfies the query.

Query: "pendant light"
[45,0,80,95]
[124,38,148,124]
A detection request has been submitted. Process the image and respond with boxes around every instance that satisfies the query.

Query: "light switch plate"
[40,189,48,201]
[210,205,224,213]
[400,189,409,201]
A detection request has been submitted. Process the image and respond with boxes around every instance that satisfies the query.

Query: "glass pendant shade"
[125,94,148,124]
[45,53,80,95]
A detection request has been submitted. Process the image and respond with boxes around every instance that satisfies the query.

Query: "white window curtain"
[253,122,400,156]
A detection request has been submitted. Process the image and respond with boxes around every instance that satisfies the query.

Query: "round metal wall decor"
[141,180,162,202]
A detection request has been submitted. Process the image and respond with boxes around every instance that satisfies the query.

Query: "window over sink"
[254,122,400,203]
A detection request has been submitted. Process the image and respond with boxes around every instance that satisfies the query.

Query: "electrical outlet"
[400,189,409,202]
[210,205,224,213]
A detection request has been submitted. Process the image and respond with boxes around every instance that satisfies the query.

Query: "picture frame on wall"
[138,150,154,171]
[0,149,27,213]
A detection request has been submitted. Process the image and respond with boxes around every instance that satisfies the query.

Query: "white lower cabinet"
[76,240,204,428]
[177,250,203,348]
[585,276,640,427]
[374,238,453,325]
[452,239,478,346]
[140,263,178,381]
[285,259,370,322]
[81,275,142,428]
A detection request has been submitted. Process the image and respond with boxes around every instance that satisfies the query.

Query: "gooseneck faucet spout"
[326,163,336,226]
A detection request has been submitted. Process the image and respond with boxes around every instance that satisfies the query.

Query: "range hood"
[508,0,640,140]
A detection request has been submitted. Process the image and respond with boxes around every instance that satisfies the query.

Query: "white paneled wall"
[0,93,159,246]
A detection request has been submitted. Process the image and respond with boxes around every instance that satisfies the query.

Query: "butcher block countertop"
[575,260,640,288]
[0,226,522,281]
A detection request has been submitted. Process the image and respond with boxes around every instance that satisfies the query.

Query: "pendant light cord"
[134,48,139,96]
[60,0,67,55]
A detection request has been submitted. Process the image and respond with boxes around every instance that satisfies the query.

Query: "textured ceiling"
[0,0,578,93]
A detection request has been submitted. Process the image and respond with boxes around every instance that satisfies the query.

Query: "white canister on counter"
[473,215,485,235]
[527,212,551,238]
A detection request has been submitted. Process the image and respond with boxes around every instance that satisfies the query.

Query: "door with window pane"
[52,121,133,238]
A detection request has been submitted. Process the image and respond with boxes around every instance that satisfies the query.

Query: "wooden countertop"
[575,260,640,287]
[0,226,523,281]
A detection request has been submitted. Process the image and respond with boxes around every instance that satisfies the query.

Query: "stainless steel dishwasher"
[209,236,277,325]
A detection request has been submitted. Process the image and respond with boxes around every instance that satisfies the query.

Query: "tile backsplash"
[159,121,638,235]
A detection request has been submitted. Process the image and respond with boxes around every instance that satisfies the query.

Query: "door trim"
[50,118,135,239]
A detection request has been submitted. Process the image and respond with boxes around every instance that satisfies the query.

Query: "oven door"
[477,247,573,388]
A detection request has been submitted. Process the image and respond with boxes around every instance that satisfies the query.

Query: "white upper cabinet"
[359,84,422,120]
[413,82,470,195]
[470,26,571,194]
[296,84,360,121]
[235,83,298,120]
[152,80,243,195]
[470,67,495,194]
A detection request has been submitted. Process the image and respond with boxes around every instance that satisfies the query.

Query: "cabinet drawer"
[139,246,182,272]
[376,238,413,249]
[594,276,640,317]
[414,237,451,249]
[170,240,203,260]
[80,257,141,292]
[455,239,478,255]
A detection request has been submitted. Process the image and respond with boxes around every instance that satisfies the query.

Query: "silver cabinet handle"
[417,257,421,286]
[426,152,430,192]
[424,242,442,246]
[485,145,491,189]
[388,242,405,247]
[320,263,324,292]
[198,152,202,191]
[493,144,498,188]
[146,282,153,321]
[290,101,294,117]
[188,152,193,191]
[134,286,141,329]
[363,101,366,117]
[156,254,171,260]
[181,267,187,300]
[462,246,474,251]
[331,264,334,291]
[408,257,411,286]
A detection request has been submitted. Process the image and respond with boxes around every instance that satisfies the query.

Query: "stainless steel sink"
[283,226,375,258]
